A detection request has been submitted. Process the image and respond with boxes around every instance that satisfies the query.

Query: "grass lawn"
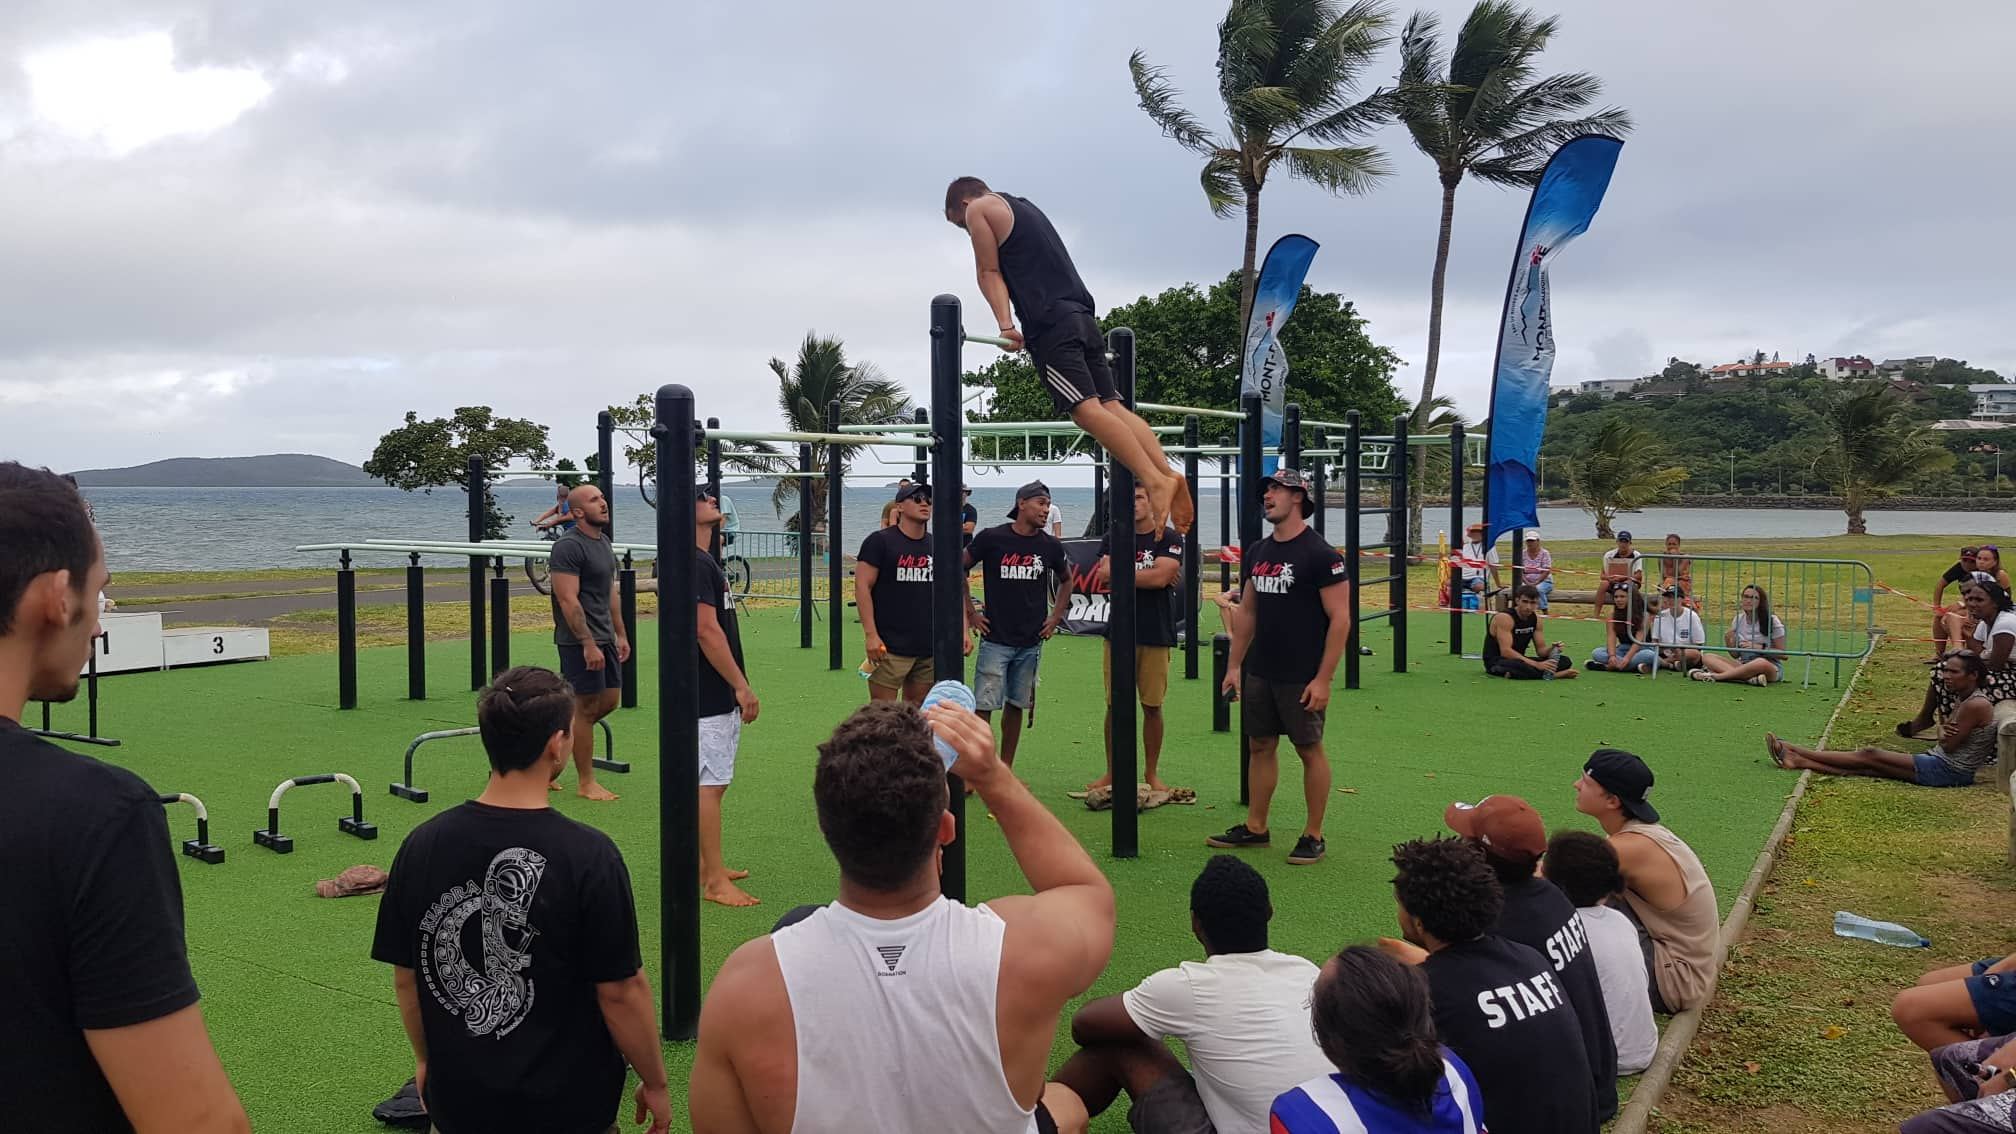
[32,566,1854,1133]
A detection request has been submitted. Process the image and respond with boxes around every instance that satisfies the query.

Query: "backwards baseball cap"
[1962,546,1981,558]
[1260,468,1317,518]
[893,481,930,504]
[1008,480,1052,519]
[1444,795,1547,864]
[1616,530,1634,542]
[1583,748,1659,823]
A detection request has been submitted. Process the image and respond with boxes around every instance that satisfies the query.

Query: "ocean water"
[79,484,2006,573]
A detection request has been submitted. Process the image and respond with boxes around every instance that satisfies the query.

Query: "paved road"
[109,572,470,600]
[130,581,548,627]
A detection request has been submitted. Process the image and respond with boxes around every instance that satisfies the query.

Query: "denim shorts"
[973,640,1042,711]
[1914,750,1979,788]
[1734,651,1784,679]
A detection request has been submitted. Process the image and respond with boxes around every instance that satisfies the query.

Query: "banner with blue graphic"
[1484,135,1624,546]
[1241,234,1319,477]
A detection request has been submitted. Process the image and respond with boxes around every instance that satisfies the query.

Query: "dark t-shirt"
[1495,875,1619,1122]
[694,549,745,719]
[549,528,617,646]
[0,719,200,1134]
[858,526,935,657]
[967,524,1069,648]
[1484,609,1539,664]
[1098,525,1186,648]
[371,802,642,1134]
[1423,935,1597,1134]
[998,193,1096,334]
[961,502,979,546]
[1242,527,1348,683]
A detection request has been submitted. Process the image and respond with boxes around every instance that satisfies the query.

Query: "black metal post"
[706,419,723,563]
[1211,633,1231,732]
[1107,327,1139,859]
[1449,423,1466,656]
[1283,402,1302,470]
[1182,415,1201,680]
[1237,393,1263,804]
[929,295,967,901]
[598,410,615,541]
[1344,412,1364,691]
[1392,414,1410,673]
[1310,429,1327,541]
[798,443,815,648]
[406,554,426,701]
[655,384,701,1041]
[1092,444,1107,536]
[490,559,510,677]
[467,456,487,691]
[620,554,639,709]
[827,400,845,671]
[338,549,357,710]
[1218,459,1232,590]
[913,407,929,487]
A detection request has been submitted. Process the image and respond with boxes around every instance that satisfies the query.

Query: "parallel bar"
[1107,326,1139,860]
[1182,415,1201,681]
[827,400,845,672]
[964,332,1015,349]
[1137,400,1246,421]
[468,457,487,691]
[706,428,933,448]
[406,555,426,701]
[656,384,702,1041]
[929,295,968,902]
[798,443,815,649]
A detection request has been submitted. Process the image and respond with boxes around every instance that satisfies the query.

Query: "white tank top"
[771,898,1036,1134]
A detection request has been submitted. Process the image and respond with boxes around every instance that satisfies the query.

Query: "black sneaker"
[1205,824,1271,850]
[1287,835,1326,865]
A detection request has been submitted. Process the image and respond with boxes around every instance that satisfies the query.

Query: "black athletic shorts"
[1242,672,1325,746]
[558,641,623,695]
[1485,655,1575,680]
[1029,310,1121,415]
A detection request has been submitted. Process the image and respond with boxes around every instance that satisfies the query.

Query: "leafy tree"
[1564,419,1688,539]
[364,407,553,538]
[1813,382,1955,534]
[964,272,1404,463]
[1395,0,1631,545]
[1916,357,2009,385]
[1922,384,1979,420]
[1661,357,1702,383]
[1562,392,1605,414]
[551,457,585,489]
[765,333,912,528]
[1129,0,1398,328]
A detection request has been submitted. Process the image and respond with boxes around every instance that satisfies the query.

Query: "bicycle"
[525,523,563,595]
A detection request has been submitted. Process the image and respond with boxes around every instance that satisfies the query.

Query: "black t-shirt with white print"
[857,526,935,658]
[371,803,643,1134]
[1495,875,1619,1122]
[0,719,201,1134]
[1241,527,1348,683]
[1423,934,1597,1134]
[967,524,1069,648]
[1098,525,1186,648]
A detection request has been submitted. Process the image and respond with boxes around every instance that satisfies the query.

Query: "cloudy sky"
[4,0,2011,481]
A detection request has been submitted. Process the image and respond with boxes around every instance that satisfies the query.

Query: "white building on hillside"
[1969,384,2016,420]
[1577,378,1641,399]
[1818,355,1876,380]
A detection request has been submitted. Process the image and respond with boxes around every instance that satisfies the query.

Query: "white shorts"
[699,710,741,787]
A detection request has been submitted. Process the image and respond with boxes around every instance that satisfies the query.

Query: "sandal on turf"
[1167,787,1197,804]
[1138,787,1172,811]
[1765,732,1786,767]
[1689,669,1716,682]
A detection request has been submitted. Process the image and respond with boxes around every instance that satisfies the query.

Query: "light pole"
[1728,451,1736,495]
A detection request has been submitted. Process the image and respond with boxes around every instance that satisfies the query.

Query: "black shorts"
[1029,311,1120,415]
[1241,672,1325,746]
[558,641,623,695]
[1486,655,1575,680]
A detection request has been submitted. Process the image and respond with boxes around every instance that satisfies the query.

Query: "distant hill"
[69,454,384,488]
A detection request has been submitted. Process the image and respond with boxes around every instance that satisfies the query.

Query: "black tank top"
[996,195,1094,333]
[1485,609,1538,662]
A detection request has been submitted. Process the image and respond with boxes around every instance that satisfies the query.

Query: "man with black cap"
[855,481,944,704]
[1212,468,1351,866]
[961,484,979,546]
[1573,749,1722,1013]
[964,480,1075,769]
[1446,795,1617,1121]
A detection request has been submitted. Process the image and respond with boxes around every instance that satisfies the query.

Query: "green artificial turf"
[33,604,1841,1132]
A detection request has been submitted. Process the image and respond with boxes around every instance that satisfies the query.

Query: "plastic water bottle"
[1834,911,1930,948]
[1543,644,1564,681]
[919,680,976,770]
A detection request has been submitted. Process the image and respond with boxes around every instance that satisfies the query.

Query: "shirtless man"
[945,177,1192,535]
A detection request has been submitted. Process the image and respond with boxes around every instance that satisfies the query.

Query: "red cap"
[1444,795,1546,863]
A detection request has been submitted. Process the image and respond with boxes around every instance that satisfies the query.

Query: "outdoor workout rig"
[253,772,378,853]
[390,717,621,803]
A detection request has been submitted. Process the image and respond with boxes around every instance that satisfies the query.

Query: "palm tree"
[1396,1,1632,546]
[766,333,913,528]
[1567,419,1688,539]
[1812,382,1953,534]
[1130,0,1398,329]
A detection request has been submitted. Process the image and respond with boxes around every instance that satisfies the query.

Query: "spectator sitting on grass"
[1766,652,1996,787]
[1543,830,1659,1076]
[1642,586,1704,675]
[1931,545,1983,659]
[1484,584,1577,680]
[1268,946,1487,1134]
[1895,948,2016,1059]
[1899,581,2016,739]
[1896,1029,2016,1134]
[1054,855,1330,1133]
[1693,583,1786,686]
[1589,581,1651,673]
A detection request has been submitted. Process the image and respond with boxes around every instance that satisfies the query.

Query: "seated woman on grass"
[1693,584,1786,686]
[1767,651,1996,786]
[1589,580,1651,673]
[1898,580,2016,739]
[1938,545,2013,659]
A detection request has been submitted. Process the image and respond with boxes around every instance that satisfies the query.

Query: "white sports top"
[771,898,1036,1134]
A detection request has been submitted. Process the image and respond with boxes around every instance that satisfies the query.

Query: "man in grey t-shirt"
[549,484,629,801]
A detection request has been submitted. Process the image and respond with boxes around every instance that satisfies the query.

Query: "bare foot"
[1144,475,1177,535]
[577,782,620,802]
[1555,668,1579,679]
[1085,775,1112,792]
[549,780,563,792]
[702,880,760,907]
[1765,732,1785,767]
[727,868,750,881]
[1146,777,1171,793]
[1169,474,1194,536]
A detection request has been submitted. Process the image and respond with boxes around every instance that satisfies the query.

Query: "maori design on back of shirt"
[419,847,549,1038]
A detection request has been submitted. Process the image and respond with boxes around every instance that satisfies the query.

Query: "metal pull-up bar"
[703,428,934,449]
